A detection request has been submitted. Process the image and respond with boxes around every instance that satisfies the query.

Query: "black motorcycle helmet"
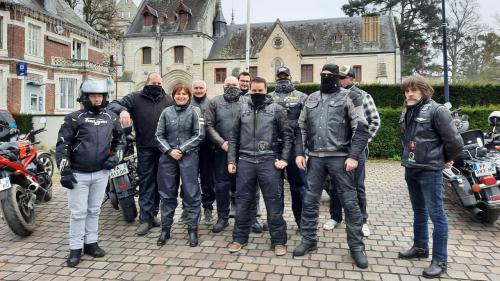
[77,79,109,112]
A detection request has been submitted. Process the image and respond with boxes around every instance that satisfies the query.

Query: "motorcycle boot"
[188,228,198,247]
[66,249,82,267]
[398,246,429,259]
[292,241,317,257]
[423,260,447,278]
[157,228,170,246]
[351,250,369,269]
[212,218,229,233]
[84,243,106,257]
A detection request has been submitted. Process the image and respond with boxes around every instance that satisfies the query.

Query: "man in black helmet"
[293,64,371,269]
[108,72,174,236]
[56,79,124,267]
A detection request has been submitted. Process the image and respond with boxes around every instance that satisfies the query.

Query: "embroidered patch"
[258,141,268,151]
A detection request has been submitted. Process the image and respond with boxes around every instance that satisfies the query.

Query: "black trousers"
[301,156,364,251]
[157,152,201,230]
[137,147,161,224]
[213,148,235,220]
[199,140,215,210]
[232,158,287,247]
[329,150,367,223]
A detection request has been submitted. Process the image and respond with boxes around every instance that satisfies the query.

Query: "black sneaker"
[292,242,317,257]
[84,243,105,257]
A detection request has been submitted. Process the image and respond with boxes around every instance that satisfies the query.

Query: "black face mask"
[250,94,266,107]
[275,79,294,93]
[193,95,206,102]
[143,85,163,97]
[224,86,240,102]
[320,76,340,94]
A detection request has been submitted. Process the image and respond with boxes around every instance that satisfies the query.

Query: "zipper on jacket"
[254,107,258,161]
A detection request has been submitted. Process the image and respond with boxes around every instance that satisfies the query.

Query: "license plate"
[0,177,11,191]
[110,163,129,178]
[473,161,497,177]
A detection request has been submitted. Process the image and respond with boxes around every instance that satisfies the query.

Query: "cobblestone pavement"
[0,161,499,281]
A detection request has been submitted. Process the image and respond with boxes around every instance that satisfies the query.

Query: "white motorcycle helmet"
[488,111,500,127]
[77,79,109,111]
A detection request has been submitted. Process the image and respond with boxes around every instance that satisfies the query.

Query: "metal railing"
[51,57,109,74]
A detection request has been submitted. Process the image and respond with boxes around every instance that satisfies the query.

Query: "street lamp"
[441,0,450,103]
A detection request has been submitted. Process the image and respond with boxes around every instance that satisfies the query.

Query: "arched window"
[142,47,151,64]
[274,58,284,74]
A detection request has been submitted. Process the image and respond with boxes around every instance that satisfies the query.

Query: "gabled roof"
[127,0,211,36]
[0,0,102,37]
[207,15,398,60]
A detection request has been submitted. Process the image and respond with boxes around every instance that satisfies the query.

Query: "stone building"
[113,0,138,36]
[0,0,109,114]
[118,0,400,97]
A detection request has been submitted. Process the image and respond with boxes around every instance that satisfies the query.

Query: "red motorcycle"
[0,118,53,236]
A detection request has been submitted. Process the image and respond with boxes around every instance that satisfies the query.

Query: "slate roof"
[207,16,399,60]
[127,0,210,36]
[0,0,102,36]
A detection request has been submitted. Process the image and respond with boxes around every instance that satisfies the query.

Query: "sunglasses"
[320,73,336,78]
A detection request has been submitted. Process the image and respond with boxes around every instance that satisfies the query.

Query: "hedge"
[12,113,33,133]
[267,84,500,108]
[369,106,500,159]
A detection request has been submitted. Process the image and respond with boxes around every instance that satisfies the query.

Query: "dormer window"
[174,2,193,32]
[307,31,316,46]
[143,14,154,26]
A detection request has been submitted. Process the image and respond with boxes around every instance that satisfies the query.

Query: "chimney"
[362,14,380,43]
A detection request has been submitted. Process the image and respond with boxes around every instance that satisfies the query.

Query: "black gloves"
[60,169,77,190]
[103,155,120,170]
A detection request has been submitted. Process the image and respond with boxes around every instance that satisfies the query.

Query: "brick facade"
[0,3,110,114]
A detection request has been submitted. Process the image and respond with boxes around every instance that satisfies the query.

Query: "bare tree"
[62,0,79,9]
[82,0,118,38]
[446,0,482,82]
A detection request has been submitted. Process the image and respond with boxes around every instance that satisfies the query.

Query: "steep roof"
[0,0,102,37]
[127,0,211,36]
[207,15,398,60]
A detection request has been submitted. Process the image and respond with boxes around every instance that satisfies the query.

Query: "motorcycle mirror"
[444,102,452,109]
[39,117,47,124]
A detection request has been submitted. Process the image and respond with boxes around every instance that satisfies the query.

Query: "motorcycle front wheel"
[0,184,35,237]
[119,196,137,223]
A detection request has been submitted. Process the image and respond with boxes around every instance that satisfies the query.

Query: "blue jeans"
[405,168,448,262]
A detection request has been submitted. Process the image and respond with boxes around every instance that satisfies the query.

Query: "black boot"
[157,229,170,246]
[188,228,198,247]
[83,243,105,257]
[251,221,263,233]
[292,242,317,257]
[351,250,369,269]
[423,260,447,279]
[398,246,429,259]
[229,197,236,218]
[212,219,229,233]
[66,249,82,267]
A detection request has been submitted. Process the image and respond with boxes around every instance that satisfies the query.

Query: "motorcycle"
[0,118,54,236]
[105,126,138,222]
[443,106,500,225]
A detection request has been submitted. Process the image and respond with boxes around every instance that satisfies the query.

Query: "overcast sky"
[219,0,499,29]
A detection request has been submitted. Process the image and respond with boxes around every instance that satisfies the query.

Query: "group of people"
[55,63,463,279]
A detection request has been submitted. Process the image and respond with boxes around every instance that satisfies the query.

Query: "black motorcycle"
[443,107,500,225]
[105,127,138,222]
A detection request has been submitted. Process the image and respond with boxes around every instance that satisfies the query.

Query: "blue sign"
[17,61,28,76]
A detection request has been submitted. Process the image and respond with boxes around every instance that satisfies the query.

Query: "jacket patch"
[258,141,269,151]
[84,117,109,126]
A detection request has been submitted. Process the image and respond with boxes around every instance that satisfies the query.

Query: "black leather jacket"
[399,99,463,170]
[56,109,124,172]
[205,94,246,147]
[296,89,371,160]
[228,96,293,164]
[155,105,205,154]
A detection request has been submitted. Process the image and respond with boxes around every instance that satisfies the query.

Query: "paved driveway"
[0,161,498,281]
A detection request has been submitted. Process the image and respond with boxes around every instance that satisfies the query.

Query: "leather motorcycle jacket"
[205,94,246,147]
[399,99,463,170]
[269,89,308,130]
[228,95,293,164]
[156,105,205,154]
[56,109,124,173]
[296,89,370,160]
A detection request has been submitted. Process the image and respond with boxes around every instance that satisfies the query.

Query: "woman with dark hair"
[155,84,205,247]
[398,76,463,278]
